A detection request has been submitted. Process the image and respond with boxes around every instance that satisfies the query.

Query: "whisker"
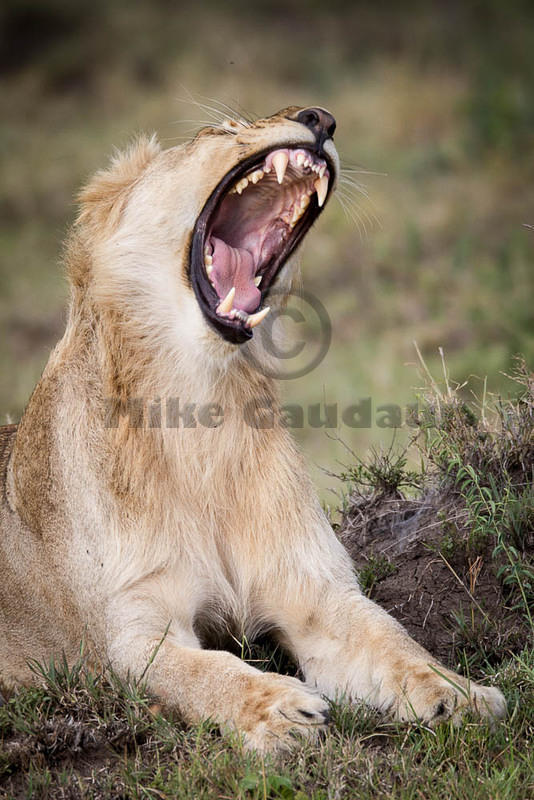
[180,90,252,129]
[341,193,379,232]
[195,100,245,127]
[198,94,255,127]
[334,191,367,236]
[172,119,226,127]
[335,185,380,234]
[340,167,387,177]
[175,88,233,127]
[340,160,387,177]
[337,177,382,230]
[230,100,258,125]
[338,176,370,200]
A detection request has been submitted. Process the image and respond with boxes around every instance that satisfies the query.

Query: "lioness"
[0,106,505,750]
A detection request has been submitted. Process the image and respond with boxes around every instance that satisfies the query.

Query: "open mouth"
[190,145,334,344]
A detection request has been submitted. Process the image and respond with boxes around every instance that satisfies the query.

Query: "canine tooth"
[272,151,289,184]
[296,153,306,167]
[217,287,236,314]
[250,169,264,184]
[247,306,271,328]
[253,275,262,287]
[314,175,329,207]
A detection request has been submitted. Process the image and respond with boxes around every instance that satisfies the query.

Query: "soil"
[337,490,529,672]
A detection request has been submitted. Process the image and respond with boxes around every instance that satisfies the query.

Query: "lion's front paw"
[234,673,330,752]
[393,665,506,726]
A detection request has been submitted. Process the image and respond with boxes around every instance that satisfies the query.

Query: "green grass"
[2,361,533,797]
[1,3,533,796]
[1,647,533,799]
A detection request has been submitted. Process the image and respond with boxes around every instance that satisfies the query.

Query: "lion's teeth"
[314,175,329,207]
[296,153,306,167]
[247,306,271,328]
[290,202,306,227]
[250,169,264,184]
[253,275,262,287]
[236,177,249,195]
[272,152,289,184]
[204,251,213,277]
[300,194,310,209]
[290,206,301,226]
[318,164,326,178]
[217,287,236,315]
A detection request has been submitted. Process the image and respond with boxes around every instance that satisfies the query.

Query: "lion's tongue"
[211,237,261,313]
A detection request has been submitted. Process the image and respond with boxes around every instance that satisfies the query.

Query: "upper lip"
[189,141,335,345]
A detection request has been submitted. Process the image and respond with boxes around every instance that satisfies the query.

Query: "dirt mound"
[336,360,534,674]
[338,492,527,670]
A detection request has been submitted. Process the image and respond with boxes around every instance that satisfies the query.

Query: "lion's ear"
[77,134,161,231]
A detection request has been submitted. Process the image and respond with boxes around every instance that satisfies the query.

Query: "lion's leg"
[107,619,329,752]
[273,580,506,725]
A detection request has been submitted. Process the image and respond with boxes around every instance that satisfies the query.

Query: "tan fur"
[0,108,505,750]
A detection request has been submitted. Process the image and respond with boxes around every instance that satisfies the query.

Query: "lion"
[0,106,505,750]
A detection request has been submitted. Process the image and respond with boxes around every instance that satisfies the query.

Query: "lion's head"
[74,106,338,371]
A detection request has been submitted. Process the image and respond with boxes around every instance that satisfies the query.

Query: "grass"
[337,359,533,670]
[1,2,533,797]
[1,647,533,799]
[1,362,533,798]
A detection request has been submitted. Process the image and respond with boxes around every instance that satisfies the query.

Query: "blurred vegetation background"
[1,0,533,501]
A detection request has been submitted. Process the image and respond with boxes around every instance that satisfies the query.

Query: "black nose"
[296,107,336,145]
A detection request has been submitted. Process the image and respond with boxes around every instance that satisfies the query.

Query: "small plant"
[358,554,396,596]
[337,441,424,499]
[437,512,460,559]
